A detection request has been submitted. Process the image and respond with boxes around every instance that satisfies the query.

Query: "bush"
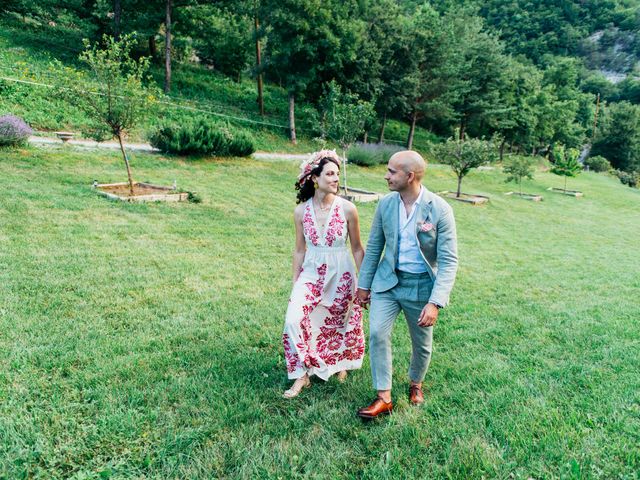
[347,142,402,167]
[584,155,611,172]
[0,114,33,146]
[614,169,639,188]
[149,120,255,157]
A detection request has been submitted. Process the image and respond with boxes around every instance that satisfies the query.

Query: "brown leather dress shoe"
[409,385,424,405]
[357,397,393,419]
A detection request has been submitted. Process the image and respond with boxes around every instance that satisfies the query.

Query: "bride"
[281,150,366,398]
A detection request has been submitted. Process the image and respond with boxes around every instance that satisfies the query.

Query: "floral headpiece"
[296,149,341,185]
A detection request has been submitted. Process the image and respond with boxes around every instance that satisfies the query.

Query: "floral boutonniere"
[418,221,434,233]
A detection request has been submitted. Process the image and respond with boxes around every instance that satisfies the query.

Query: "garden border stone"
[439,191,489,205]
[94,182,188,202]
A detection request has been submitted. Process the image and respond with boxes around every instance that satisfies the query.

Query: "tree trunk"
[456,175,463,198]
[288,92,297,144]
[499,139,506,162]
[407,110,417,150]
[117,133,135,196]
[378,113,387,144]
[149,35,157,59]
[164,0,172,94]
[459,118,466,140]
[363,131,368,144]
[254,16,265,116]
[113,0,121,39]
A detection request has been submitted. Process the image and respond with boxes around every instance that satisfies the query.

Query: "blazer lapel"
[388,193,400,267]
[416,189,434,227]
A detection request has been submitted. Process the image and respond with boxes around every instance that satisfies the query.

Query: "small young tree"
[436,135,497,197]
[551,144,582,192]
[56,34,157,195]
[503,155,536,195]
[319,80,374,194]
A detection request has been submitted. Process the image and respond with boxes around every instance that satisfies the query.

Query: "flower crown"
[296,149,341,185]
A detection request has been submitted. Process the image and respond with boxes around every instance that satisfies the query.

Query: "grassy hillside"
[0,16,437,154]
[0,145,638,478]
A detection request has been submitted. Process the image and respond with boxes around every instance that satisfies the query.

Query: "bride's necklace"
[314,197,333,213]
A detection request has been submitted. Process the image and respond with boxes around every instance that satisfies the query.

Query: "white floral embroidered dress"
[282,197,365,380]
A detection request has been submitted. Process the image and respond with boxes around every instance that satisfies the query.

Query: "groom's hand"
[418,303,439,327]
[356,288,371,309]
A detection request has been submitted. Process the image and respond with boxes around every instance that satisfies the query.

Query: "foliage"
[435,135,497,197]
[551,144,582,191]
[346,142,402,167]
[584,155,611,172]
[149,119,255,157]
[402,5,459,138]
[614,168,639,188]
[0,114,33,146]
[318,80,374,150]
[591,101,640,173]
[181,4,253,80]
[2,1,639,161]
[54,33,158,193]
[503,155,536,194]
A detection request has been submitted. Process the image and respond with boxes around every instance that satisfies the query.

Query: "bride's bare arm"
[292,205,306,284]
[345,201,365,272]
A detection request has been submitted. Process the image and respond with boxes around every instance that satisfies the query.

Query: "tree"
[436,135,497,197]
[319,80,374,193]
[491,58,542,158]
[591,101,640,172]
[503,155,536,195]
[262,0,360,144]
[56,34,158,195]
[402,5,459,149]
[447,10,509,140]
[550,144,582,191]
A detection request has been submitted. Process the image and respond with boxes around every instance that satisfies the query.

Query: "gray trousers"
[369,270,433,391]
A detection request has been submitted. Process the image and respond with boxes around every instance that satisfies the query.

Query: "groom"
[356,150,458,419]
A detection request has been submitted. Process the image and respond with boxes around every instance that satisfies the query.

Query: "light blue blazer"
[358,188,458,307]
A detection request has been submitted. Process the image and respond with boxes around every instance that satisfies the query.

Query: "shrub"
[226,130,255,157]
[0,114,33,146]
[347,142,402,167]
[614,169,639,188]
[584,155,611,172]
[149,120,255,157]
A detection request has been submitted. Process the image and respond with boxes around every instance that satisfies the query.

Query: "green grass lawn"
[1,147,639,479]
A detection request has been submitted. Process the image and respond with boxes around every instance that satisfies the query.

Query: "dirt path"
[28,135,309,161]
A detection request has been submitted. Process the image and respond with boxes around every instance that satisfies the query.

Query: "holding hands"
[355,288,371,309]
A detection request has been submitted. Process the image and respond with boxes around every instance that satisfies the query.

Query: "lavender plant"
[0,115,33,146]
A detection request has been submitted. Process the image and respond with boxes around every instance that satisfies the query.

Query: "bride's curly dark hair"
[295,156,340,204]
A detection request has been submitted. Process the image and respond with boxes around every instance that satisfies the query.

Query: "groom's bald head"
[389,150,426,182]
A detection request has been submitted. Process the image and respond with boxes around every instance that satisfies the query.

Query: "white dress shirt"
[397,187,429,273]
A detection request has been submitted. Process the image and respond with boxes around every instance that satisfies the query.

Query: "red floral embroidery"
[317,326,344,352]
[282,333,302,373]
[283,198,366,376]
[348,303,363,328]
[303,203,320,246]
[305,264,327,301]
[324,204,345,246]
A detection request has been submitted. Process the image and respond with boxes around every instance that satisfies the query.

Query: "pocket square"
[419,222,434,232]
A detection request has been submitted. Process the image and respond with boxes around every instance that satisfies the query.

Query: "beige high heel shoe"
[283,376,311,399]
[336,370,348,383]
